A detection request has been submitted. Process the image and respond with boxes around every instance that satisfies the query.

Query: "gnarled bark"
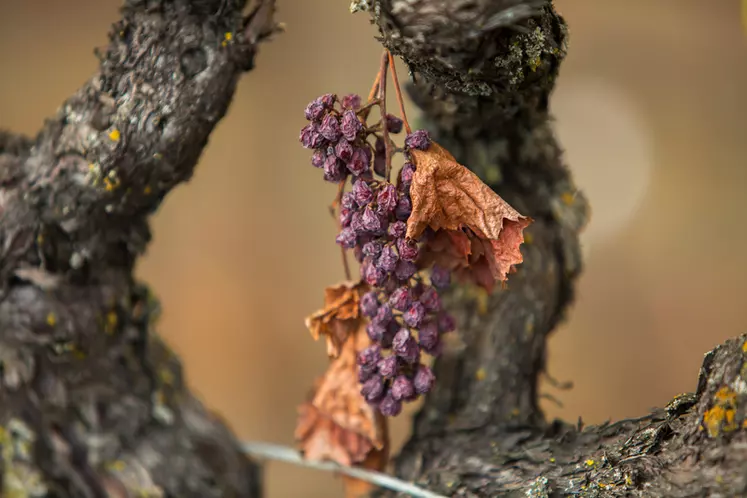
[0,1,276,496]
[366,1,747,496]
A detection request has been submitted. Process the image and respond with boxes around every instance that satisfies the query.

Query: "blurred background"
[1,1,746,496]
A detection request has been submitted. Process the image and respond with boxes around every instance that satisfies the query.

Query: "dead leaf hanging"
[305,281,368,358]
[407,141,532,291]
[295,326,389,496]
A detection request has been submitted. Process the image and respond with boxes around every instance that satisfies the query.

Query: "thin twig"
[388,51,412,135]
[241,441,448,498]
[360,68,382,122]
[378,51,392,182]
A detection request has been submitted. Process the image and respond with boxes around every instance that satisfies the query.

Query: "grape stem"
[377,51,393,183]
[388,50,413,135]
[241,440,449,498]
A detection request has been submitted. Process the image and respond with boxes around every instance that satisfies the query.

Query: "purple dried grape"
[395,260,417,281]
[365,263,386,286]
[405,129,431,150]
[392,328,420,364]
[360,291,380,317]
[311,149,325,168]
[391,375,415,401]
[388,221,407,238]
[418,320,440,354]
[319,114,342,142]
[378,393,402,416]
[319,93,336,108]
[419,286,441,312]
[437,312,456,333]
[342,94,362,110]
[373,303,393,327]
[335,140,354,162]
[388,287,411,311]
[323,155,346,183]
[400,162,415,185]
[377,355,399,378]
[358,345,381,370]
[403,301,425,328]
[361,206,382,233]
[397,238,419,262]
[352,180,374,206]
[430,265,451,289]
[339,208,353,228]
[377,245,399,273]
[348,147,370,176]
[361,375,385,403]
[374,137,386,177]
[351,211,365,234]
[395,195,412,220]
[335,227,357,249]
[299,123,318,149]
[376,184,397,215]
[413,365,435,394]
[359,365,376,383]
[385,114,404,134]
[367,320,386,342]
[304,99,326,121]
[362,240,383,258]
[341,192,357,210]
[341,110,363,142]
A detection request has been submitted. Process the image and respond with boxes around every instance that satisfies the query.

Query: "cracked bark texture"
[367,1,747,496]
[0,0,276,496]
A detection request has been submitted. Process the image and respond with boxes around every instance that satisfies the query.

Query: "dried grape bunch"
[301,88,452,416]
[299,52,530,420]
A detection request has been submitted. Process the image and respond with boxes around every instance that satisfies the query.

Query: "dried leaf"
[407,141,532,291]
[295,327,389,486]
[305,281,368,358]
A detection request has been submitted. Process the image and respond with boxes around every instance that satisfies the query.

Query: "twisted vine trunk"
[0,1,745,497]
[366,1,747,496]
[0,0,276,496]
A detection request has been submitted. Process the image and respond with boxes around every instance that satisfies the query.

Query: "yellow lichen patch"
[105,310,118,335]
[742,339,747,353]
[144,185,152,194]
[106,460,126,472]
[560,191,576,206]
[475,368,487,381]
[702,386,739,437]
[523,232,533,245]
[104,176,120,192]
[108,129,121,142]
[585,459,595,467]
[549,457,556,463]
[46,312,57,327]
[158,367,174,386]
[222,32,233,47]
[715,386,737,404]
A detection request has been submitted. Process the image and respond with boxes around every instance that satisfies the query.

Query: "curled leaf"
[305,281,368,357]
[295,327,389,494]
[407,141,531,291]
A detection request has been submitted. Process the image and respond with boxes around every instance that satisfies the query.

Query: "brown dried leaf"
[295,326,389,479]
[408,141,532,291]
[305,281,368,358]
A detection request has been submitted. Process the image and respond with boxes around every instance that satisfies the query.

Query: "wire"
[240,440,449,498]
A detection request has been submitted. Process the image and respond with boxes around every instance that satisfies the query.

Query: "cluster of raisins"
[301,93,455,416]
